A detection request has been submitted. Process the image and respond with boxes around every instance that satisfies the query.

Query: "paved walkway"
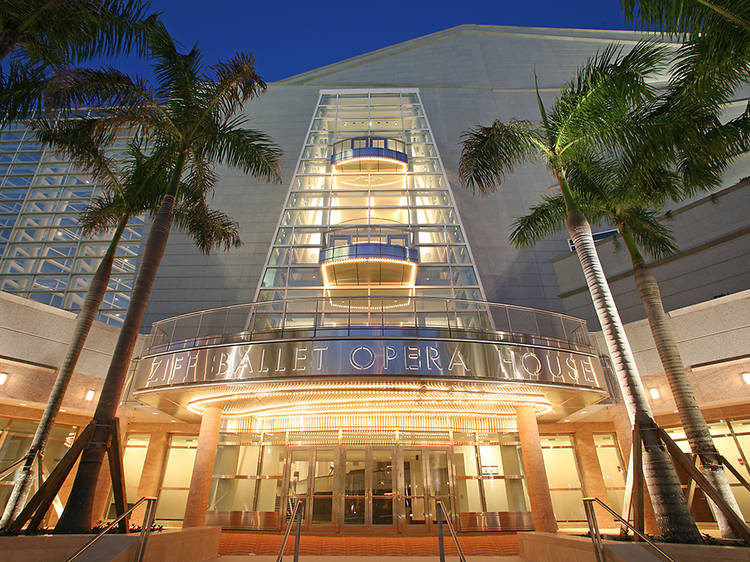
[219,532,520,557]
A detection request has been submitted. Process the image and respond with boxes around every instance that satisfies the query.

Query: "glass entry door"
[402,447,453,532]
[287,448,336,529]
[343,448,395,528]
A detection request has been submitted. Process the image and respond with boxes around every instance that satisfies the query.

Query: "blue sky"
[111,0,632,81]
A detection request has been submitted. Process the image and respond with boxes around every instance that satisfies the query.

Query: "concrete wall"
[553,179,750,328]
[141,24,746,327]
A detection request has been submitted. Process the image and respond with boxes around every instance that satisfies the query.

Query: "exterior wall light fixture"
[85,389,95,401]
[742,372,750,385]
[649,388,660,400]
[0,373,7,385]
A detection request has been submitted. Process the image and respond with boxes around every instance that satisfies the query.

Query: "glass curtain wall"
[0,118,142,325]
[256,90,484,305]
[540,434,586,522]
[0,417,79,518]
[666,419,750,521]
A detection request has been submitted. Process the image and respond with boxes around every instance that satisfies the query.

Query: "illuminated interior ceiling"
[323,145,416,287]
[321,254,417,286]
[181,380,551,432]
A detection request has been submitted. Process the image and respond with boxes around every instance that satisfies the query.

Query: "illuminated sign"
[133,339,604,393]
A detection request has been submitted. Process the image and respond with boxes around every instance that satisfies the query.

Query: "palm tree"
[0,0,165,125]
[459,42,703,542]
[511,150,746,538]
[620,0,750,153]
[0,118,243,528]
[49,36,281,533]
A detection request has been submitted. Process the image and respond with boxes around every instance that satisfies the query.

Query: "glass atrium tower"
[132,89,608,532]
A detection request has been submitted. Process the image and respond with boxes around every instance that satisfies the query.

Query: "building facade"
[0,25,749,535]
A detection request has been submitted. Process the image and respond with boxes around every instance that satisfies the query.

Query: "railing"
[65,496,157,562]
[331,136,407,165]
[0,457,26,481]
[322,224,416,248]
[582,497,675,562]
[276,499,303,562]
[142,297,594,357]
[436,500,466,562]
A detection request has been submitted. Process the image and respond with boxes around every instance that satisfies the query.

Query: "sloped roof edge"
[274,23,647,85]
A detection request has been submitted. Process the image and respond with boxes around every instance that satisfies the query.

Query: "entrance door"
[288,448,337,529]
[402,447,453,532]
[343,448,395,529]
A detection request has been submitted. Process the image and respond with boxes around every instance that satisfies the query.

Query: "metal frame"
[65,496,157,562]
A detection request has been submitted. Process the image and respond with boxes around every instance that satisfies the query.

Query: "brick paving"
[219,532,520,557]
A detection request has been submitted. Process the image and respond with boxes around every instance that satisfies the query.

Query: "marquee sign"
[133,338,605,393]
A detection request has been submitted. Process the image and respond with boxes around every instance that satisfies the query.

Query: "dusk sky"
[108,0,633,81]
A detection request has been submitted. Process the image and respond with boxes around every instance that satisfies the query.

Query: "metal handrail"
[436,500,466,562]
[65,496,157,562]
[0,457,26,480]
[276,499,303,562]
[141,296,593,358]
[583,497,675,562]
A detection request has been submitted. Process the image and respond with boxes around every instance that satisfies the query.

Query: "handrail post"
[134,497,157,562]
[436,500,466,562]
[65,496,156,562]
[583,497,675,562]
[437,500,445,562]
[293,501,302,562]
[276,499,302,562]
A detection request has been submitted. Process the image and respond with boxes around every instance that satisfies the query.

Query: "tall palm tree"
[0,119,243,528]
[459,42,703,542]
[511,151,746,538]
[0,0,165,125]
[49,36,281,533]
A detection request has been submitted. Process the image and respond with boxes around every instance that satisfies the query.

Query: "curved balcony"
[331,136,407,168]
[142,297,595,357]
[133,297,609,426]
[320,225,418,286]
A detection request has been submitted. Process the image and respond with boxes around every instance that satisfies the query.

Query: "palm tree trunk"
[632,259,744,537]
[0,216,127,531]
[567,208,702,543]
[55,193,177,533]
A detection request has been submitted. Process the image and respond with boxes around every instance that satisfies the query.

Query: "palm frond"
[171,199,242,254]
[509,194,568,247]
[202,125,282,183]
[621,0,750,37]
[622,207,679,260]
[0,60,47,125]
[459,120,545,194]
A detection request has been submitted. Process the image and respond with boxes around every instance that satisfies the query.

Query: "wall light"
[649,388,660,400]
[742,372,750,385]
[0,373,7,385]
[85,389,95,401]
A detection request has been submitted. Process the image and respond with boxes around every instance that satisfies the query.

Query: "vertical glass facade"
[256,89,483,304]
[0,118,142,325]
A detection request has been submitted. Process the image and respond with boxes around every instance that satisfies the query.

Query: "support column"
[611,405,659,535]
[183,406,221,528]
[132,430,170,522]
[573,428,616,527]
[516,405,558,532]
[90,416,130,525]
